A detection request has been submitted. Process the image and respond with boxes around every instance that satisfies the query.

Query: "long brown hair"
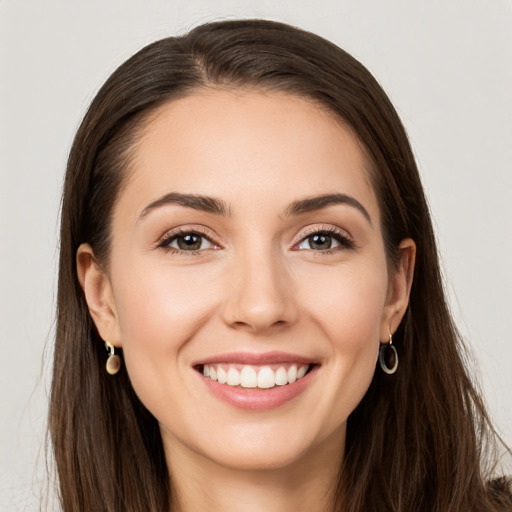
[50,19,511,511]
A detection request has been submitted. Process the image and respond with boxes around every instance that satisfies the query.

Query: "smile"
[194,352,319,410]
[202,363,310,389]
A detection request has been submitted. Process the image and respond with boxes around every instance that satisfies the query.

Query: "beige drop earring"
[105,341,121,375]
[379,332,398,375]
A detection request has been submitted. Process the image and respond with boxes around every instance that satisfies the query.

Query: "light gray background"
[1,1,511,510]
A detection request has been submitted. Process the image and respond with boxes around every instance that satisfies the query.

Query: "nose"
[221,245,298,334]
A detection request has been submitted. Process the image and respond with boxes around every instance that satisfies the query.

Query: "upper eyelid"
[294,224,352,242]
[291,225,355,252]
[156,225,221,248]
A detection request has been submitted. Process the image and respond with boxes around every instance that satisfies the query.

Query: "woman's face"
[79,89,413,472]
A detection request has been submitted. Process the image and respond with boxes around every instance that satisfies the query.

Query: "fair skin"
[77,89,415,512]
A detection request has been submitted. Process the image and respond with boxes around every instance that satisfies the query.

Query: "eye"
[295,228,353,252]
[159,230,217,253]
[298,233,340,251]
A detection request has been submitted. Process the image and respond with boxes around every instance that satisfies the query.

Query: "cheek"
[109,260,220,388]
[305,260,388,343]
[113,259,219,338]
[108,261,225,434]
[300,261,387,409]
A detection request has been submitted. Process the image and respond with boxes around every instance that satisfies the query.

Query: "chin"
[180,419,345,473]
[204,445,314,472]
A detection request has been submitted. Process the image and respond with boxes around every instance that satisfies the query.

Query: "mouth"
[193,352,319,410]
[195,362,314,389]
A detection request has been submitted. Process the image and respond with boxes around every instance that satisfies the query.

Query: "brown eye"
[166,232,214,252]
[298,232,341,251]
[308,234,334,250]
[177,234,202,250]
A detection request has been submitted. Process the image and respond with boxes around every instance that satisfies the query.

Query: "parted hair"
[50,19,511,511]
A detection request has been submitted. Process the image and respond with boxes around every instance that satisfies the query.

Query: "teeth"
[297,364,308,379]
[257,367,275,389]
[202,363,310,389]
[240,366,257,388]
[226,367,240,386]
[217,367,227,384]
[275,367,288,386]
[287,365,297,384]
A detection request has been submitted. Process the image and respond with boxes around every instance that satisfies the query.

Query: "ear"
[76,243,122,347]
[380,238,416,341]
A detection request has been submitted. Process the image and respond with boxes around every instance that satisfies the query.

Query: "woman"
[50,19,511,511]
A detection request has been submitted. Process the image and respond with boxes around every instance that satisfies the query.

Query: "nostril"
[230,318,290,331]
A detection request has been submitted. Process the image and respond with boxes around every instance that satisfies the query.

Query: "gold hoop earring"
[379,332,398,375]
[105,341,121,375]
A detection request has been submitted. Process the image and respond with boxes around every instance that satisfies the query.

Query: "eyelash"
[157,227,219,255]
[293,226,355,254]
[156,226,354,256]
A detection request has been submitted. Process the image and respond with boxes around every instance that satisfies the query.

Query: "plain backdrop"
[1,1,511,510]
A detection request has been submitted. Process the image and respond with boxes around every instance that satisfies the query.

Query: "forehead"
[118,89,379,221]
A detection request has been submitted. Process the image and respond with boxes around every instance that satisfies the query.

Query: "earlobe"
[76,244,121,346]
[381,238,416,340]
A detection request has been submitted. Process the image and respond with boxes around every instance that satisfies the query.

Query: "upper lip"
[192,351,318,367]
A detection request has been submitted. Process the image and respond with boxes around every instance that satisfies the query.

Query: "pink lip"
[193,351,316,366]
[194,352,319,411]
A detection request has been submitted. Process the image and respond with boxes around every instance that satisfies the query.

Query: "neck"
[165,430,345,512]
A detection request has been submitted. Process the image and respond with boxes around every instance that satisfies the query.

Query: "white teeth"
[287,365,297,383]
[297,364,308,379]
[240,366,258,388]
[227,367,240,386]
[257,367,275,389]
[275,367,288,386]
[217,367,227,384]
[202,363,311,389]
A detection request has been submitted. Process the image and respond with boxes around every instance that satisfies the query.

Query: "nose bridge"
[223,237,296,332]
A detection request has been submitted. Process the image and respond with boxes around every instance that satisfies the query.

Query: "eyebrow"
[139,191,371,225]
[139,192,229,220]
[285,193,372,225]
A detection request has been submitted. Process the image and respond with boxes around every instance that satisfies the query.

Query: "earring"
[379,332,398,375]
[105,341,121,375]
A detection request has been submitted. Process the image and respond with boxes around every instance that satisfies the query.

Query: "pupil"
[178,234,201,250]
[310,234,331,250]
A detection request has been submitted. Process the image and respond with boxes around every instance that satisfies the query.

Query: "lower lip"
[198,366,318,411]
